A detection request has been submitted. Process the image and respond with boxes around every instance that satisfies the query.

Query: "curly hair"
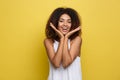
[45,7,82,41]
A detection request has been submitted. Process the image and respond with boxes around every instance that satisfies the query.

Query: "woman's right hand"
[50,22,64,39]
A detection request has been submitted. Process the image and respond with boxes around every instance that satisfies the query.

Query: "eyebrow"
[59,18,71,20]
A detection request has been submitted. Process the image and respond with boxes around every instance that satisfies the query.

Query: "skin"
[44,14,82,68]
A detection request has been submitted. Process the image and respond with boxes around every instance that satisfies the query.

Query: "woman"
[44,7,82,80]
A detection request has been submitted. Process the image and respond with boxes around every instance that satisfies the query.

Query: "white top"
[48,39,82,80]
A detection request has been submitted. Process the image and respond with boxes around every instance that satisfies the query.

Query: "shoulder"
[44,38,54,46]
[75,36,81,40]
[71,36,82,43]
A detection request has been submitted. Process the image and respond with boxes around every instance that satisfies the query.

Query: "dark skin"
[44,14,82,68]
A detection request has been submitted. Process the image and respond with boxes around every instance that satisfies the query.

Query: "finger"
[50,23,62,33]
[77,27,80,31]
[74,26,81,32]
[68,27,80,35]
[72,27,80,32]
[76,26,81,30]
[50,23,57,30]
[50,23,54,28]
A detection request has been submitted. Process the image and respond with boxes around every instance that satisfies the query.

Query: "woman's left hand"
[65,26,81,38]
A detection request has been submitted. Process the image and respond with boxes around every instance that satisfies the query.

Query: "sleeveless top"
[48,39,82,80]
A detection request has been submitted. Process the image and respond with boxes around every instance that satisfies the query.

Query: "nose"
[63,21,68,26]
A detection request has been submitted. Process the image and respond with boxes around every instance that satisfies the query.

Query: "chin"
[62,32,66,34]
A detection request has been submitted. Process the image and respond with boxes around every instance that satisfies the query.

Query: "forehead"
[59,14,71,19]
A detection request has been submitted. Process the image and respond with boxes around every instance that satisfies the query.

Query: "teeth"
[62,29,67,32]
[63,27,67,29]
[61,27,68,32]
[63,29,67,31]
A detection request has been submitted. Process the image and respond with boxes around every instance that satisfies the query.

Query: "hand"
[50,23,64,38]
[65,26,81,38]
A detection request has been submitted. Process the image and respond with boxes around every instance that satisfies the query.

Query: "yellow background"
[0,0,120,80]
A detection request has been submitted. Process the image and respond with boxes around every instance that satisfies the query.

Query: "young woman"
[44,7,82,80]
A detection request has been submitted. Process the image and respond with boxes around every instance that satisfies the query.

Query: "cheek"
[69,24,72,29]
[58,22,62,27]
[57,26,61,31]
[68,23,72,27]
[58,23,62,29]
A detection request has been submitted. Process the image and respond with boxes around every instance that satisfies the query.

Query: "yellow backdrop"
[0,0,120,80]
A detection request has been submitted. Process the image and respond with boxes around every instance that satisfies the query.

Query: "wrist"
[60,37,64,41]
[65,35,68,39]
[64,37,68,41]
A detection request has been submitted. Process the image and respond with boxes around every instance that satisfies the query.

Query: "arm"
[44,23,64,68]
[44,38,64,68]
[62,36,82,68]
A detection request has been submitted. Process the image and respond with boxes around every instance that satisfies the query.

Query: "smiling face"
[58,14,72,35]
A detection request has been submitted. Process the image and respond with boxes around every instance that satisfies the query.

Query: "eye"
[68,20,71,23]
[68,21,71,23]
[59,18,64,23]
[59,20,63,22]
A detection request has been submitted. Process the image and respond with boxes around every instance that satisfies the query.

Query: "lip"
[62,29,68,32]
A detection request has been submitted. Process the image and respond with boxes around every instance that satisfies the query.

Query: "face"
[58,14,72,35]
